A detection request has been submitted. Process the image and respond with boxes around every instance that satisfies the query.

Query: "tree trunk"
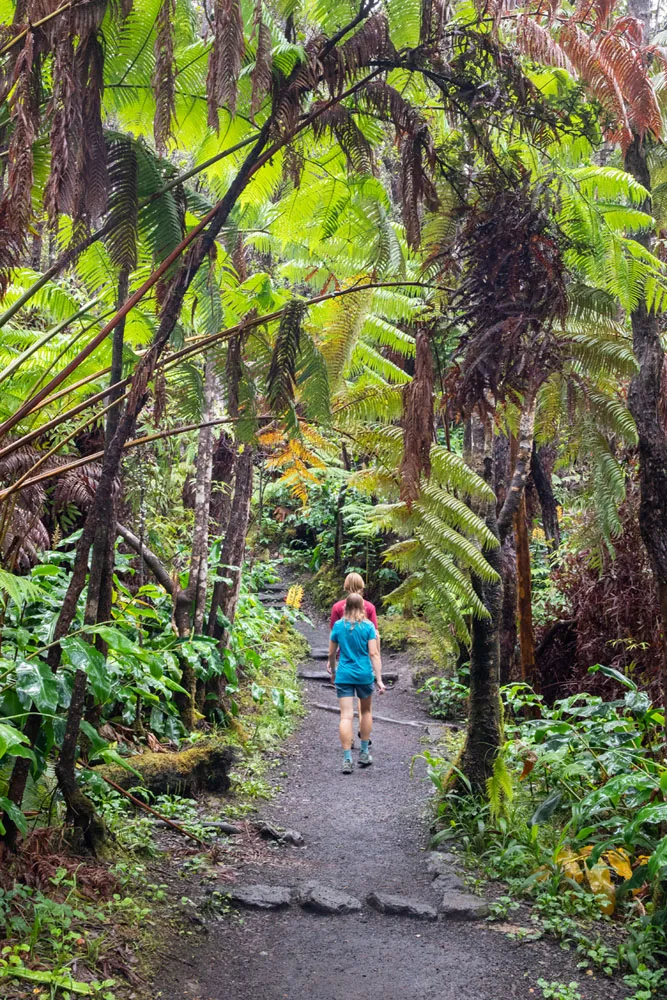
[494,434,517,685]
[622,10,667,736]
[459,412,503,792]
[1,127,272,846]
[459,392,540,791]
[513,491,536,687]
[54,667,107,852]
[174,361,217,728]
[210,433,236,531]
[621,0,667,740]
[207,445,254,649]
[117,523,174,593]
[530,444,560,551]
[106,269,129,447]
[192,363,217,634]
[333,486,346,569]
[499,535,518,685]
[496,393,538,541]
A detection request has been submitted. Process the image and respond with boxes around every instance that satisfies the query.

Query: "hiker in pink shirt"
[329,572,380,645]
[329,573,380,747]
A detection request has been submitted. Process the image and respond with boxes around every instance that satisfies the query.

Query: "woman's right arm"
[368,637,385,693]
[328,638,338,680]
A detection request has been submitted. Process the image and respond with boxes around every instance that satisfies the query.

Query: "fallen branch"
[312,702,428,729]
[100,775,206,847]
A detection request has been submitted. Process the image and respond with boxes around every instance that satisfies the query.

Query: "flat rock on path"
[154,606,630,1000]
[298,882,362,915]
[230,885,293,910]
[366,890,437,920]
[438,890,490,921]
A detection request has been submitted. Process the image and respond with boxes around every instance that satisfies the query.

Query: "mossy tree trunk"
[174,360,217,729]
[460,412,502,792]
[460,394,538,792]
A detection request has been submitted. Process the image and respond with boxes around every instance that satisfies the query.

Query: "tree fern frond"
[585,389,638,444]
[417,510,500,580]
[418,482,498,546]
[429,445,496,500]
[267,299,306,414]
[105,133,138,273]
[297,331,331,424]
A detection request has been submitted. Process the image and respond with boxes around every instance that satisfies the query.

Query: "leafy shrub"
[423,668,667,988]
[420,674,469,721]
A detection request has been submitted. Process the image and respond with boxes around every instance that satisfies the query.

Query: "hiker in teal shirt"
[328,592,385,774]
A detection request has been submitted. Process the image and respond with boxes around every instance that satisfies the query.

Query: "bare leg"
[358,696,373,740]
[338,697,354,749]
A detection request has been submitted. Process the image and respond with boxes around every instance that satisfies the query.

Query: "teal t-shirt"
[330,619,377,685]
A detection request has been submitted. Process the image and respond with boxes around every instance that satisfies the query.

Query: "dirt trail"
[155,611,626,1000]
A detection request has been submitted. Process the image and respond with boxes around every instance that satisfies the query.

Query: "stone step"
[438,891,489,920]
[367,891,436,921]
[309,648,330,660]
[225,882,488,921]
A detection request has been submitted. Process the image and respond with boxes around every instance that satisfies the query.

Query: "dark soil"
[153,613,628,1000]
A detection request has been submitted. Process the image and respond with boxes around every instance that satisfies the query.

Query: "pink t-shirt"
[330,598,378,631]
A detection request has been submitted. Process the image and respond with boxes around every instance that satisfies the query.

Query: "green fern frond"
[417,510,499,582]
[418,483,498,547]
[430,446,496,501]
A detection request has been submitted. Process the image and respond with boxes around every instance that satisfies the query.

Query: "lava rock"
[254,821,304,846]
[298,883,362,915]
[438,891,489,920]
[366,892,437,921]
[426,851,460,877]
[230,885,293,910]
[431,873,466,893]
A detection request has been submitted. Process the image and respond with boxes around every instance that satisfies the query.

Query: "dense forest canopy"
[2,0,667,994]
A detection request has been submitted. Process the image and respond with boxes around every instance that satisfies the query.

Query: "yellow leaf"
[556,848,584,884]
[604,848,633,881]
[586,863,615,915]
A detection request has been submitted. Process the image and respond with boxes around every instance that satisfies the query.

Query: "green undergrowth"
[377,613,454,687]
[419,669,667,999]
[305,565,346,614]
[1,595,304,998]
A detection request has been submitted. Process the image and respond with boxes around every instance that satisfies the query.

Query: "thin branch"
[116,523,174,593]
[0,418,238,501]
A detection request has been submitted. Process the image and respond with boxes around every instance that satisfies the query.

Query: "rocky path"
[155,603,626,1000]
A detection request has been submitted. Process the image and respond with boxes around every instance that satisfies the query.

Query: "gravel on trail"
[154,609,628,1000]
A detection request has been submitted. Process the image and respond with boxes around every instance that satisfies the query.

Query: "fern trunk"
[459,413,503,792]
[530,445,560,551]
[174,362,217,727]
[624,128,667,738]
[207,445,254,652]
[499,535,518,685]
[514,491,536,688]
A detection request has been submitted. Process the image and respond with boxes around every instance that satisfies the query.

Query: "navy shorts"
[335,682,374,700]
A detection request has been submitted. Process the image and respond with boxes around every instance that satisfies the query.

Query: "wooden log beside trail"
[96,740,236,798]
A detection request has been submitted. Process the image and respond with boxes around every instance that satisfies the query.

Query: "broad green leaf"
[588,664,637,691]
[531,792,562,826]
[63,637,112,703]
[0,721,29,756]
[0,796,28,835]
[15,660,59,713]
